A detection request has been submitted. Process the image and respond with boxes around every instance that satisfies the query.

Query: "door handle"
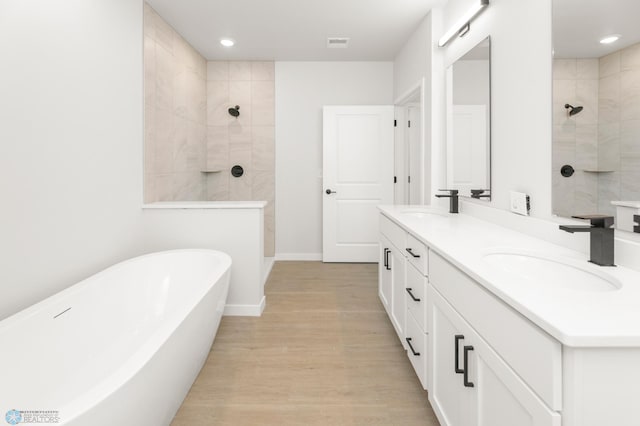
[384,248,391,270]
[454,335,464,374]
[463,345,475,387]
[325,189,337,194]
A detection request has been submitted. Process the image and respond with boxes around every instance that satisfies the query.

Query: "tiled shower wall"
[144,4,207,203]
[552,58,599,217]
[596,46,640,214]
[552,42,640,217]
[205,61,275,256]
[143,5,275,256]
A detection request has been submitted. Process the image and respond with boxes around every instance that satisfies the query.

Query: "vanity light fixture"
[438,0,489,48]
[220,38,235,47]
[600,34,621,44]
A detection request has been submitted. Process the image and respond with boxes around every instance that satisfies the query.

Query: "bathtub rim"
[0,248,232,333]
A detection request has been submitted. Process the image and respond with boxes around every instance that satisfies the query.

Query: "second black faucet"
[435,189,459,214]
[559,215,615,266]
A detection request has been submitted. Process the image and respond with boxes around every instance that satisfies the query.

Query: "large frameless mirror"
[445,36,492,200]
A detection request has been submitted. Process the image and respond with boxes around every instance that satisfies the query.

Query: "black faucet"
[470,189,491,199]
[634,215,640,233]
[559,215,615,266]
[435,189,459,214]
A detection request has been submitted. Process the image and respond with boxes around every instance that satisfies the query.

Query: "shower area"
[143,3,275,256]
[552,41,640,218]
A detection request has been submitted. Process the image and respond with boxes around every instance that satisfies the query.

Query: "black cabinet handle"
[406,248,421,258]
[383,248,388,268]
[454,335,464,374]
[325,189,337,194]
[406,288,421,302]
[463,345,475,387]
[406,337,420,356]
[384,248,391,271]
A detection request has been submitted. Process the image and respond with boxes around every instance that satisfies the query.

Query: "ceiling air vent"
[327,37,350,48]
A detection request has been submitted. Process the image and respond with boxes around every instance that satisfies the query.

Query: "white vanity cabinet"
[380,206,640,426]
[428,251,561,426]
[379,214,429,389]
[429,288,561,426]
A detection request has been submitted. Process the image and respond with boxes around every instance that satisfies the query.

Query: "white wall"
[274,62,394,259]
[0,0,145,320]
[141,206,266,316]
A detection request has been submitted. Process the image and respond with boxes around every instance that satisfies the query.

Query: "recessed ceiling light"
[220,38,235,47]
[600,34,621,45]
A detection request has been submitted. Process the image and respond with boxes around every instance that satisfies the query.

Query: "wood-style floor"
[172,261,440,425]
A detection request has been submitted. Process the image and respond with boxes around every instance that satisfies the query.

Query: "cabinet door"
[378,236,392,315]
[468,330,561,426]
[430,286,561,426]
[389,246,406,342]
[429,285,470,426]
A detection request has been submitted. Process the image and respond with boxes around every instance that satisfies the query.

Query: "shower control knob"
[325,189,337,195]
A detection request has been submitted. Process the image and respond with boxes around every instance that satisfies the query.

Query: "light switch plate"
[510,191,530,216]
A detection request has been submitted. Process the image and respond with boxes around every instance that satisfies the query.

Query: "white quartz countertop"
[143,201,267,209]
[379,205,640,347]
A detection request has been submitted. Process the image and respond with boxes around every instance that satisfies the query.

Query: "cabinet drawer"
[406,311,427,390]
[406,233,428,275]
[429,251,562,411]
[380,214,406,252]
[406,262,427,332]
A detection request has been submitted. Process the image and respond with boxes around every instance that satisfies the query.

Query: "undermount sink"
[482,249,622,292]
[399,208,447,219]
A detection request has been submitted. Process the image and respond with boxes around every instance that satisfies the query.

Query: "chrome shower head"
[228,105,240,117]
[564,104,583,116]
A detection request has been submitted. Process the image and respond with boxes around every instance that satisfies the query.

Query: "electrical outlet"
[510,191,530,216]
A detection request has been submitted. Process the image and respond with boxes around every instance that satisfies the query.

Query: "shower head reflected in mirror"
[564,104,583,116]
[228,105,240,117]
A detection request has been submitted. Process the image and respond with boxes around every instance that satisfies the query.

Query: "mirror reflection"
[552,0,640,229]
[446,37,491,200]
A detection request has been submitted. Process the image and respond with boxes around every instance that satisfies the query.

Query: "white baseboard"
[274,253,323,261]
[223,296,266,317]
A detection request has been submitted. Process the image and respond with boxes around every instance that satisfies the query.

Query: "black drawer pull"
[384,248,391,270]
[406,337,420,356]
[454,335,464,374]
[405,288,421,302]
[406,247,421,258]
[463,345,475,387]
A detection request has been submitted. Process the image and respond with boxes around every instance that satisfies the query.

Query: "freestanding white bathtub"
[0,249,231,426]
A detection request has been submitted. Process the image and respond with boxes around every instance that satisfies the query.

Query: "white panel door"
[447,105,488,193]
[323,106,394,262]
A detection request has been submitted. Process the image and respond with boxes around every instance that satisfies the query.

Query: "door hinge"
[394,176,397,183]
[408,120,411,128]
[408,176,411,183]
[394,119,397,127]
